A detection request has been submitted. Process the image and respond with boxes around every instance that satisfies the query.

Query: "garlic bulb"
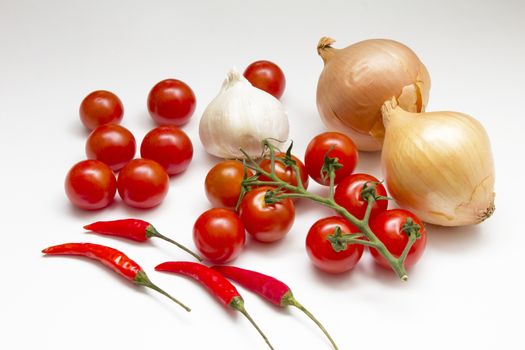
[316,37,431,151]
[199,69,289,159]
[381,100,495,226]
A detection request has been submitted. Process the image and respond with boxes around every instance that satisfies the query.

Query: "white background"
[1,1,524,349]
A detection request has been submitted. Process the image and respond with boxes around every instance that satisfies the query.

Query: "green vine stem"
[240,140,421,281]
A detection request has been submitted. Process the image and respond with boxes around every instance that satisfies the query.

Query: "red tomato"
[259,152,309,190]
[238,186,295,243]
[334,173,388,221]
[140,126,193,175]
[85,124,136,171]
[369,209,426,269]
[193,208,246,263]
[205,160,252,208]
[304,132,359,185]
[243,60,286,99]
[147,79,196,126]
[65,160,117,210]
[117,159,169,208]
[306,216,364,273]
[79,90,123,130]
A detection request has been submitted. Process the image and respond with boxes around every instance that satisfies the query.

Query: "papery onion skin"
[381,100,495,226]
[316,37,431,151]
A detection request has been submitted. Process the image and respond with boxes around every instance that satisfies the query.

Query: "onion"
[316,37,431,151]
[381,99,495,226]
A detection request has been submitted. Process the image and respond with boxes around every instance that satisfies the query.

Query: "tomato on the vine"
[85,124,136,171]
[369,209,426,269]
[117,158,169,208]
[306,216,364,273]
[259,152,309,190]
[147,79,196,126]
[193,208,246,263]
[79,90,124,130]
[205,160,252,208]
[65,160,117,210]
[334,173,388,221]
[243,60,286,99]
[239,186,295,243]
[304,132,358,185]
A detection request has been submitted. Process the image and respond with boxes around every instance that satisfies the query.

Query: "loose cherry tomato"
[193,208,246,263]
[65,160,117,210]
[304,132,359,186]
[369,209,426,269]
[79,90,124,130]
[147,79,196,126]
[259,152,309,190]
[85,124,136,171]
[306,216,364,273]
[140,126,193,175]
[238,186,295,243]
[334,173,388,221]
[117,159,169,208]
[205,160,252,208]
[243,60,286,99]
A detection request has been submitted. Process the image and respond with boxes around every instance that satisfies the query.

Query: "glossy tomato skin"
[243,60,286,99]
[85,124,136,171]
[334,173,388,221]
[65,160,117,210]
[306,216,364,273]
[193,208,246,263]
[140,126,193,175]
[259,153,309,190]
[79,90,124,130]
[117,159,169,208]
[147,79,196,126]
[239,186,295,243]
[369,209,426,269]
[304,132,359,186]
[205,160,252,208]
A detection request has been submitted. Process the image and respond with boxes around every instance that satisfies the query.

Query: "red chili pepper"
[83,219,202,261]
[155,261,274,350]
[42,243,190,312]
[212,265,338,350]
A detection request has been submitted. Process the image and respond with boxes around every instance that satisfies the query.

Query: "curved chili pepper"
[212,265,338,350]
[42,243,190,312]
[155,261,274,350]
[83,219,202,261]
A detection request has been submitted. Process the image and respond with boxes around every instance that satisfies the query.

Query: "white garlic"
[199,69,289,159]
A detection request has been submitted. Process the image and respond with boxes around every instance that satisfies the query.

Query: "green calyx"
[401,217,422,239]
[327,226,349,252]
[145,224,159,238]
[320,145,343,183]
[360,181,391,202]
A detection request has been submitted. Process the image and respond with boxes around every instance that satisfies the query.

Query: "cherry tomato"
[205,160,253,208]
[369,209,426,269]
[85,124,136,171]
[259,152,309,190]
[117,159,169,208]
[79,90,124,130]
[238,186,295,243]
[140,126,193,175]
[334,173,388,221]
[147,79,196,126]
[306,216,364,273]
[193,208,246,263]
[304,132,359,186]
[65,160,117,210]
[243,60,286,99]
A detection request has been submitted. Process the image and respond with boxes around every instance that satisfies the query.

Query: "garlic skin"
[381,100,495,226]
[199,69,289,159]
[316,37,430,151]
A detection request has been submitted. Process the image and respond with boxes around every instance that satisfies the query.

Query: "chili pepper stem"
[146,225,203,262]
[281,292,339,350]
[134,271,191,312]
[230,297,275,350]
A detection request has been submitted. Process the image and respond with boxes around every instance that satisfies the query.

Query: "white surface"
[1,1,524,349]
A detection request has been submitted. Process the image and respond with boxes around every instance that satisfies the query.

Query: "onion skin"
[316,37,431,151]
[381,100,495,226]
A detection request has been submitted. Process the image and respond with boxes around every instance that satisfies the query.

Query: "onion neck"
[317,37,339,64]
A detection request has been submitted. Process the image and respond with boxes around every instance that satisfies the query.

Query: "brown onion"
[316,37,431,151]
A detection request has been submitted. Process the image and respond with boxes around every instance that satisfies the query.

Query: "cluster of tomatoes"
[193,132,427,274]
